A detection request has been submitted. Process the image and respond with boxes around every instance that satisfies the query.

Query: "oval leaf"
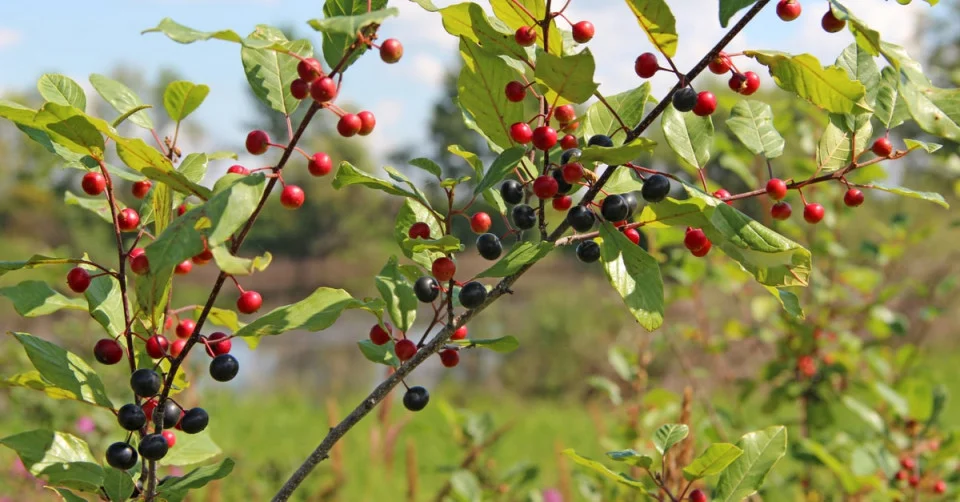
[598,223,664,331]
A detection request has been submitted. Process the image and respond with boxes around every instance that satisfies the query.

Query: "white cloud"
[373,99,404,129]
[0,28,22,51]
[406,53,447,86]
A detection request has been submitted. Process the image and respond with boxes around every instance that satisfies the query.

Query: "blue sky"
[0,0,934,163]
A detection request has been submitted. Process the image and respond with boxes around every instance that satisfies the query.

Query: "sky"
[0,0,937,165]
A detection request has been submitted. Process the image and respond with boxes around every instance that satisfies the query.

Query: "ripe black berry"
[403,386,430,412]
[560,148,582,165]
[209,354,239,382]
[551,168,574,195]
[130,369,162,398]
[672,87,698,112]
[414,276,440,303]
[180,408,209,434]
[512,204,537,230]
[459,282,487,309]
[576,241,601,263]
[117,404,146,431]
[500,180,524,205]
[641,174,671,203]
[105,442,138,470]
[138,433,169,461]
[622,192,639,217]
[476,233,503,260]
[567,206,596,232]
[601,195,629,221]
[587,135,614,148]
[154,399,181,429]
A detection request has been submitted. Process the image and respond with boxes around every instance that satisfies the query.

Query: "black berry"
[459,282,487,309]
[180,408,209,434]
[138,433,169,461]
[587,135,614,148]
[117,404,146,431]
[403,386,430,412]
[551,168,574,195]
[209,354,239,382]
[154,399,181,429]
[567,206,596,232]
[105,442,138,470]
[576,241,601,263]
[500,180,524,205]
[601,195,629,221]
[512,204,537,230]
[476,233,503,260]
[672,87,698,112]
[641,174,671,203]
[414,276,440,302]
[622,192,639,217]
[130,369,162,398]
[560,148,582,165]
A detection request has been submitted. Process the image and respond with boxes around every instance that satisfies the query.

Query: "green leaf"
[48,487,88,502]
[477,242,553,278]
[876,66,910,129]
[333,161,419,198]
[449,145,484,180]
[5,333,113,408]
[683,443,744,480]
[156,459,235,502]
[358,340,400,368]
[726,100,785,159]
[598,223,664,331]
[764,287,804,319]
[0,281,87,318]
[234,287,383,347]
[81,261,126,339]
[623,0,678,57]
[0,255,73,277]
[162,81,209,122]
[394,198,444,269]
[451,470,482,502]
[211,246,272,276]
[112,105,153,128]
[828,1,882,58]
[319,0,388,71]
[714,426,787,502]
[409,157,443,179]
[0,429,103,492]
[836,43,880,105]
[458,38,525,151]
[562,449,647,489]
[842,396,885,433]
[308,7,398,35]
[453,336,520,353]
[606,449,653,468]
[653,424,689,455]
[38,74,86,111]
[34,103,107,159]
[579,139,657,166]
[900,80,960,141]
[873,382,909,416]
[863,183,949,208]
[401,235,463,255]
[375,256,418,333]
[143,18,296,50]
[816,113,872,170]
[534,49,599,105]
[241,26,312,116]
[114,137,212,199]
[427,2,528,63]
[64,191,124,223]
[195,307,244,333]
[476,147,528,194]
[489,0,563,56]
[583,84,650,142]
[797,439,860,493]
[160,429,221,466]
[904,138,942,153]
[662,105,713,173]
[101,467,134,502]
[745,51,869,115]
[719,0,757,27]
[602,167,645,195]
[89,74,154,129]
[587,376,622,405]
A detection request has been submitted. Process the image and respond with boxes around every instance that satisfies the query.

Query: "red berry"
[532,126,558,151]
[766,178,788,200]
[728,73,747,93]
[560,134,578,150]
[689,489,708,502]
[66,267,91,293]
[803,203,825,224]
[118,208,140,232]
[771,201,792,220]
[290,78,309,100]
[872,137,893,157]
[684,227,709,253]
[245,130,270,155]
[206,332,232,356]
[280,184,305,209]
[237,290,263,314]
[146,335,169,359]
[440,349,460,368]
[94,338,124,365]
[408,222,431,240]
[296,58,324,82]
[310,77,338,103]
[170,339,187,358]
[432,257,456,282]
[308,152,333,176]
[554,105,576,124]
[514,26,537,46]
[934,480,946,494]
[900,457,916,471]
[533,175,559,199]
[777,0,802,21]
[843,188,864,207]
[357,111,376,136]
[370,323,393,345]
[132,180,152,199]
[691,239,712,257]
[693,91,717,117]
[129,247,145,259]
[394,339,417,361]
[821,10,846,33]
[709,52,731,74]
[635,52,659,78]
[192,248,213,265]
[177,204,188,216]
[797,355,816,377]
[452,326,468,340]
[337,114,362,137]
[572,21,595,44]
[175,319,196,340]
[561,121,580,133]
[130,254,150,275]
[712,189,732,204]
[227,165,249,175]
[895,470,909,481]
[562,163,584,183]
[908,474,920,488]
[379,39,403,64]
[164,317,174,332]
[162,430,177,448]
[470,212,492,234]
[510,122,533,144]
[505,81,527,102]
[623,227,641,245]
[552,195,573,211]
[81,172,106,196]
[741,72,761,95]
[141,399,157,422]
[174,259,192,275]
